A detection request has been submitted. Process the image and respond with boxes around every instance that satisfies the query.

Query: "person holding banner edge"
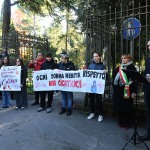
[0,56,12,108]
[113,54,136,130]
[58,52,75,116]
[37,53,57,113]
[28,52,45,106]
[15,58,28,110]
[87,52,107,122]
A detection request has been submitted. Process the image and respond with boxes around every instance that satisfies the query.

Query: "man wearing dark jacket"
[57,52,75,116]
[37,53,57,113]
[140,40,150,140]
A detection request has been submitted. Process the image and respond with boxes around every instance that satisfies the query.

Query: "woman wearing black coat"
[113,54,136,130]
[15,58,28,110]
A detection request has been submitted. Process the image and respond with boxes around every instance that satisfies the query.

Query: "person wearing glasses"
[58,52,75,116]
[139,41,150,140]
[113,54,136,130]
[28,53,45,106]
[15,58,28,110]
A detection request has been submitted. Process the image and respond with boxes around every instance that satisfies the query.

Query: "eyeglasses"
[148,45,150,46]
[16,61,20,62]
[38,55,42,56]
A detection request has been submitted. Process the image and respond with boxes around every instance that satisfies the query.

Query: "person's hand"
[103,69,108,73]
[131,93,136,98]
[34,60,37,64]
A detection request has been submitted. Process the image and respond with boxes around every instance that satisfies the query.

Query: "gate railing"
[0,31,49,94]
[84,0,150,105]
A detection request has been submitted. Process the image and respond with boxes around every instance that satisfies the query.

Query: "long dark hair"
[1,56,11,66]
[16,58,24,66]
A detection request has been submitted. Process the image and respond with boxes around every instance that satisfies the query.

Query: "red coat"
[28,58,45,71]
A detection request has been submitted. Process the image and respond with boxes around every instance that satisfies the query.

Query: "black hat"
[60,52,69,58]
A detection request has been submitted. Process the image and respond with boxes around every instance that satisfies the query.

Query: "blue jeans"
[144,92,150,134]
[61,91,73,109]
[2,91,11,106]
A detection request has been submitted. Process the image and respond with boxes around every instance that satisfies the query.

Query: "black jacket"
[41,59,57,70]
[57,61,75,71]
[21,66,27,86]
[143,57,150,92]
[113,64,137,112]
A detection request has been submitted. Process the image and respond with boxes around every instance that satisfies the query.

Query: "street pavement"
[0,92,149,150]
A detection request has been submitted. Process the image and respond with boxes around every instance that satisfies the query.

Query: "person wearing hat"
[139,40,150,140]
[57,52,75,116]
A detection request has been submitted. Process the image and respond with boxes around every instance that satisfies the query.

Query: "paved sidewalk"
[0,92,149,150]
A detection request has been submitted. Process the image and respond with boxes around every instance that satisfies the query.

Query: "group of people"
[1,56,28,110]
[28,52,75,116]
[1,41,150,141]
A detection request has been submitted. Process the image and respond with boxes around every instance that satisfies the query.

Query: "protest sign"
[33,69,106,94]
[0,66,21,91]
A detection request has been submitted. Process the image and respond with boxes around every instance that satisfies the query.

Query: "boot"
[59,108,66,115]
[66,109,72,116]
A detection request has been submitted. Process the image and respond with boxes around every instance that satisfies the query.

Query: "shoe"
[139,133,150,141]
[47,107,52,113]
[6,106,10,108]
[37,107,45,112]
[2,106,6,109]
[31,102,39,106]
[21,107,26,110]
[66,109,72,116]
[98,115,103,122]
[87,113,95,119]
[15,107,19,110]
[59,108,66,115]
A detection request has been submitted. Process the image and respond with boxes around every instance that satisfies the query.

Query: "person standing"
[15,58,28,110]
[0,56,12,108]
[37,53,57,113]
[28,53,45,106]
[87,52,107,122]
[139,41,150,140]
[58,52,75,116]
[113,54,136,130]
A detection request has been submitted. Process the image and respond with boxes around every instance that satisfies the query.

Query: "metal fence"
[0,31,49,93]
[84,0,150,106]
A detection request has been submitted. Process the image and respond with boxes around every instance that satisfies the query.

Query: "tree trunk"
[2,0,11,37]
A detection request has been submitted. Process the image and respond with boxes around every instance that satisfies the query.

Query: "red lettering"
[49,80,56,86]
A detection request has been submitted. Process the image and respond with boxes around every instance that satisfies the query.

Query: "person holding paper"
[113,54,136,130]
[0,56,12,108]
[37,53,57,113]
[15,58,28,110]
[28,53,45,106]
[87,52,107,122]
[139,40,150,140]
[58,52,75,116]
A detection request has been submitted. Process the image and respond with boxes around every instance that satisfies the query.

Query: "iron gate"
[0,31,49,93]
[84,0,150,104]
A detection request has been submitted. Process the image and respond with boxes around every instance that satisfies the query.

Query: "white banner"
[0,66,21,91]
[33,69,106,94]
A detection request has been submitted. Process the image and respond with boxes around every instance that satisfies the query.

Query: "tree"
[2,0,77,36]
